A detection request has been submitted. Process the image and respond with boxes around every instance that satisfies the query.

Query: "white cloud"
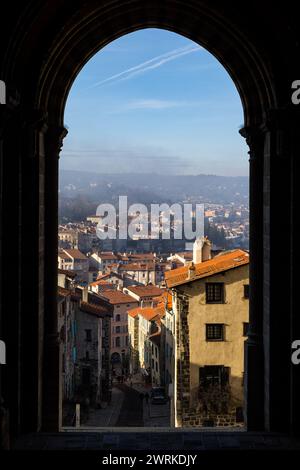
[109,98,206,113]
[88,44,202,89]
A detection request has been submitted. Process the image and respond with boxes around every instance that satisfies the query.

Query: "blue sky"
[61,28,248,176]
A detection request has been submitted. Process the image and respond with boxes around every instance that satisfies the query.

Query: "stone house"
[165,249,249,428]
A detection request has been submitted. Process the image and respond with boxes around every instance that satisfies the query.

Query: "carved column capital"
[239,126,264,162]
[45,125,68,158]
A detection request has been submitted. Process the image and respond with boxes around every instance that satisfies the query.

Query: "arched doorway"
[1,1,298,440]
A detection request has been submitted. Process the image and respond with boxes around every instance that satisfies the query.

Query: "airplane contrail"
[88,44,202,89]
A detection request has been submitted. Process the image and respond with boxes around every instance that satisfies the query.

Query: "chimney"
[202,237,212,262]
[193,238,204,264]
[193,237,212,264]
[82,286,89,303]
[188,261,196,280]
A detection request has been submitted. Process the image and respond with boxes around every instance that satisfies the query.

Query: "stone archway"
[1,1,299,440]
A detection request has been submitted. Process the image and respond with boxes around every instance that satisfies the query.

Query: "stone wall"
[175,292,245,428]
[181,409,244,428]
[175,295,190,426]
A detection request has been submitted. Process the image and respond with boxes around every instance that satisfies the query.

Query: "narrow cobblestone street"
[143,400,170,427]
[84,387,124,427]
[79,372,171,427]
[115,384,143,427]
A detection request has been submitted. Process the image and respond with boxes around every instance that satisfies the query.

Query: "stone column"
[42,124,67,431]
[289,108,300,436]
[239,126,265,431]
[18,109,49,433]
[261,108,300,433]
[0,105,24,442]
[0,110,6,427]
[0,107,15,448]
[174,292,190,427]
[0,105,47,438]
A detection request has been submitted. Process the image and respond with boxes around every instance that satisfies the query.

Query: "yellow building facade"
[165,250,249,428]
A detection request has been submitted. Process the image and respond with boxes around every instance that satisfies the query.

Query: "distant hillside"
[59,170,248,222]
[59,170,248,203]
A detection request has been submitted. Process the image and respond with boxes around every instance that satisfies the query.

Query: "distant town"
[57,178,249,428]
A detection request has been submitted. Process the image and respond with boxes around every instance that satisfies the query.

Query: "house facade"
[165,249,249,428]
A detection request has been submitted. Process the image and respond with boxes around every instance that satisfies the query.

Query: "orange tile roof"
[165,249,249,288]
[128,253,155,260]
[90,279,112,287]
[153,304,166,319]
[58,286,71,297]
[127,306,158,321]
[80,301,111,317]
[99,252,118,260]
[153,291,172,309]
[58,268,76,277]
[126,285,164,298]
[99,290,139,305]
[119,262,155,271]
[58,250,72,260]
[127,307,141,318]
[138,307,158,321]
[167,292,172,310]
[63,249,87,260]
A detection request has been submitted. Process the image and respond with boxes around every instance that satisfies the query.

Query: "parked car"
[150,387,168,404]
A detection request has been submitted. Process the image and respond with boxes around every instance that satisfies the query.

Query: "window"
[199,365,229,387]
[115,314,121,322]
[206,324,224,341]
[206,283,224,303]
[244,284,249,299]
[116,337,120,347]
[72,347,76,362]
[85,329,92,342]
[243,322,249,337]
[116,326,121,334]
